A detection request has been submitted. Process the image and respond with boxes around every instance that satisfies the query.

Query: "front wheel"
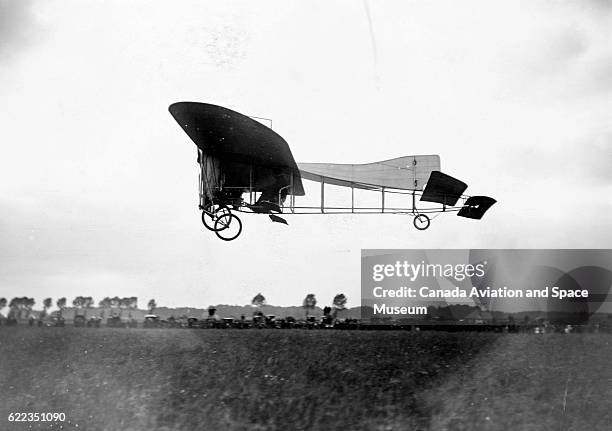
[201,205,230,231]
[413,214,430,230]
[214,213,243,241]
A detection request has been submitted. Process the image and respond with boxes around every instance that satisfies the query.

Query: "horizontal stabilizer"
[457,196,497,219]
[269,214,288,225]
[420,171,467,206]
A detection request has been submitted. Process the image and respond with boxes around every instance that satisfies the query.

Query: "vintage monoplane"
[169,102,496,241]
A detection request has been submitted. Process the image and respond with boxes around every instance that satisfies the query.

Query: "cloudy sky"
[1,0,611,310]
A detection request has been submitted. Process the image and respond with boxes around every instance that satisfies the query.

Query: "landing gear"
[201,204,230,231]
[200,202,243,240]
[214,213,243,241]
[413,214,430,230]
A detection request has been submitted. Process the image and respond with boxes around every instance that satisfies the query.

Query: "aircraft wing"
[169,102,305,195]
[297,155,440,191]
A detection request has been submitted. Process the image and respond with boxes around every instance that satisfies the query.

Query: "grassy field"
[0,328,611,430]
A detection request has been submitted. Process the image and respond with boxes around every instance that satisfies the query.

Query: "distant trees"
[8,297,35,320]
[251,293,266,307]
[98,297,111,318]
[72,296,91,327]
[9,298,19,319]
[119,298,128,317]
[333,293,347,309]
[0,298,6,324]
[0,292,353,326]
[110,296,121,316]
[100,297,137,319]
[72,297,82,309]
[302,294,317,317]
[123,297,138,319]
[56,297,67,319]
[332,294,347,318]
[73,296,94,318]
[25,298,35,319]
[41,298,52,319]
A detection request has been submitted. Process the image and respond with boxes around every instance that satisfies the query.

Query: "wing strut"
[320,180,325,214]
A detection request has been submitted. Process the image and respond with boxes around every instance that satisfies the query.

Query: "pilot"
[253,187,286,213]
[251,172,288,213]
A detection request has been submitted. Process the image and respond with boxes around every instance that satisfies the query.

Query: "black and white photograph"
[1,1,611,430]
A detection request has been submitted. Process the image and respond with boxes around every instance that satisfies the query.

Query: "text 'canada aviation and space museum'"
[169,102,496,241]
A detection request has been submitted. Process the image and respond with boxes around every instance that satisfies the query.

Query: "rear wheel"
[214,213,243,241]
[413,214,430,230]
[201,205,230,231]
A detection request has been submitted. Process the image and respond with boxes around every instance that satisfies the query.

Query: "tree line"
[251,292,348,317]
[0,296,147,320]
[0,292,348,321]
